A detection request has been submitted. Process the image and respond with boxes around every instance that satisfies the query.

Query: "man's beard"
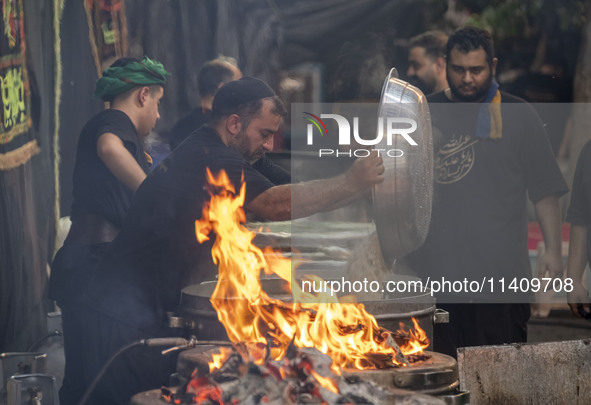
[409,75,437,96]
[230,129,265,164]
[448,73,493,102]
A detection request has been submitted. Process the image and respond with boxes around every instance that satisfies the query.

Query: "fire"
[195,169,429,372]
[399,318,429,355]
[208,347,233,373]
[309,370,339,393]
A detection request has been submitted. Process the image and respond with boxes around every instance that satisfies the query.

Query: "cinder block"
[458,339,591,404]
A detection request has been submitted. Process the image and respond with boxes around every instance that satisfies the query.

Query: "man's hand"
[566,224,590,319]
[568,281,590,319]
[536,251,564,279]
[534,195,563,278]
[248,150,384,221]
[344,150,385,191]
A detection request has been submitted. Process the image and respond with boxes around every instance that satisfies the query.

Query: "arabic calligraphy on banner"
[0,0,35,170]
[85,0,128,74]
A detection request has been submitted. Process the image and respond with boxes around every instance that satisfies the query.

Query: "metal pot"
[172,276,447,350]
[372,68,433,266]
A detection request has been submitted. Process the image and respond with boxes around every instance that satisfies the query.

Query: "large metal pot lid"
[372,68,433,266]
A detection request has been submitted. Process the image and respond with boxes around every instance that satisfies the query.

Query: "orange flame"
[208,347,234,373]
[310,369,339,393]
[195,169,429,372]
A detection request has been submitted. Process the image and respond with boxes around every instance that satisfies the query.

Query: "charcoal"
[336,393,376,404]
[212,372,238,383]
[212,352,244,380]
[247,362,263,376]
[232,342,254,363]
[170,342,433,405]
[343,375,362,385]
[362,353,393,369]
[405,353,431,363]
[337,322,365,334]
[192,363,210,378]
[220,373,285,405]
[383,332,409,366]
[338,376,390,404]
[294,392,324,403]
[259,360,282,381]
[296,347,334,377]
[285,338,299,360]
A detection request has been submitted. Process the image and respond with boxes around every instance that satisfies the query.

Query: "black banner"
[0,0,35,170]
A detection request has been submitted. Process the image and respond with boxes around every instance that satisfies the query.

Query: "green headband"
[94,56,170,101]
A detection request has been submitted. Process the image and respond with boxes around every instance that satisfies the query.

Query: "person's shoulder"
[173,108,203,129]
[190,125,221,143]
[170,126,225,157]
[499,91,528,104]
[170,109,210,149]
[100,108,132,121]
[499,91,543,123]
[426,91,448,103]
[86,108,134,131]
[83,109,138,146]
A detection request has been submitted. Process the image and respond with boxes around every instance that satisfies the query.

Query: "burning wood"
[182,169,431,402]
[161,345,394,405]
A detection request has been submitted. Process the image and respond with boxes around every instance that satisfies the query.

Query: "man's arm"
[566,224,590,317]
[246,152,384,221]
[534,195,563,279]
[252,154,292,185]
[97,132,147,191]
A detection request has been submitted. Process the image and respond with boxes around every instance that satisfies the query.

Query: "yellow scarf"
[476,80,502,140]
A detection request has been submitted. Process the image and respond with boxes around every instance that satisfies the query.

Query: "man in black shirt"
[566,140,591,318]
[73,77,384,404]
[169,56,242,150]
[49,56,169,405]
[407,30,449,95]
[405,27,568,357]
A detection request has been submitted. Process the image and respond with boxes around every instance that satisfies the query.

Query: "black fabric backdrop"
[0,0,56,352]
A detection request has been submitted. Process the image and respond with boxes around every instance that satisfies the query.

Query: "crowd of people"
[48,25,591,405]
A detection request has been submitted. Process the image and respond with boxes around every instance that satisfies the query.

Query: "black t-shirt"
[406,91,568,300]
[566,140,591,262]
[83,127,275,330]
[70,109,150,227]
[252,154,292,185]
[169,107,210,150]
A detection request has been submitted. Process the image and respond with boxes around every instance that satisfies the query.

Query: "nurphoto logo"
[303,112,418,157]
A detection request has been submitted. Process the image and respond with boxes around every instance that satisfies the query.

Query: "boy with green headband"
[49,56,169,405]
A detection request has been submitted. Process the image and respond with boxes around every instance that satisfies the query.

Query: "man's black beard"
[231,129,265,163]
[409,76,436,96]
[448,74,493,102]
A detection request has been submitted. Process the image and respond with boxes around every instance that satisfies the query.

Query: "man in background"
[407,30,449,95]
[169,56,242,149]
[565,139,591,319]
[405,26,567,357]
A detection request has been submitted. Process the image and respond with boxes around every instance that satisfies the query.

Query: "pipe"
[77,336,232,405]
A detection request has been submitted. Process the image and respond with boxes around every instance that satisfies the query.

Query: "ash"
[162,346,392,405]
